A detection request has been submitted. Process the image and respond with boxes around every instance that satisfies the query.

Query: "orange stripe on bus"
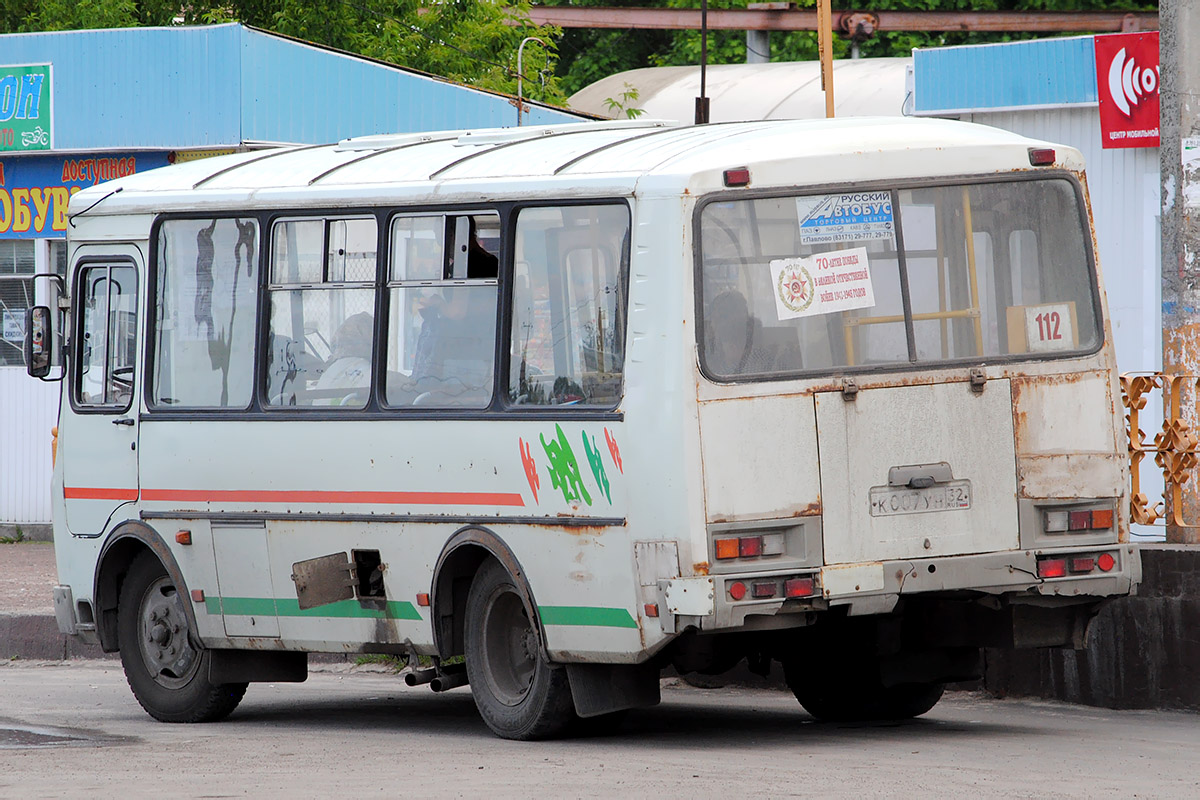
[138,489,526,507]
[64,487,139,501]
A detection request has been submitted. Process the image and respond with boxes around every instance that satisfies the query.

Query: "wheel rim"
[480,587,538,707]
[136,576,201,689]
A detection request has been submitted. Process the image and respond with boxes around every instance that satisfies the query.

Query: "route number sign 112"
[1024,302,1075,353]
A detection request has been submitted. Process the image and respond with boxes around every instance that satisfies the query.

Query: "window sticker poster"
[770,246,876,320]
[2,308,25,342]
[795,192,894,245]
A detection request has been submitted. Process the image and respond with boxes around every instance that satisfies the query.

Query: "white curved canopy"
[570,58,912,122]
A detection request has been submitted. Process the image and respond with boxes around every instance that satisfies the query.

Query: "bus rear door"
[815,379,1019,565]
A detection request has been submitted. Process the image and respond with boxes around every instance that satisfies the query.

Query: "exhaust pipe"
[404,667,437,687]
[430,664,468,692]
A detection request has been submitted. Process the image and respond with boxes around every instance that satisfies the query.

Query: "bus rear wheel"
[464,561,574,740]
[117,552,247,723]
[783,657,944,722]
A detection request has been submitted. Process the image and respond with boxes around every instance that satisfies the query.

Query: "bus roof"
[69,117,1082,217]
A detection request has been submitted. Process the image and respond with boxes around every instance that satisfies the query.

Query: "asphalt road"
[2,661,1197,798]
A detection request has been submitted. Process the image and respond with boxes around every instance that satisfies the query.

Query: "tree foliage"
[2,0,1159,104]
[1,0,566,105]
[546,0,1158,96]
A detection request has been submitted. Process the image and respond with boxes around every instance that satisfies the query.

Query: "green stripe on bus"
[538,605,639,629]
[203,596,422,621]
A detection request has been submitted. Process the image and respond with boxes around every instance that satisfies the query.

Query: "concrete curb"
[0,524,53,543]
[0,613,359,665]
[0,613,112,661]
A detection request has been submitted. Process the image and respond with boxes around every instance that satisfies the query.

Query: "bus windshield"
[697,178,1101,380]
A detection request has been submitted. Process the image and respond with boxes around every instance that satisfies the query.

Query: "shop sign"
[1094,32,1159,150]
[0,64,52,153]
[0,152,170,238]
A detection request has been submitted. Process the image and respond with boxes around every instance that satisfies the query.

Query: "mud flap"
[209,649,309,683]
[566,661,661,718]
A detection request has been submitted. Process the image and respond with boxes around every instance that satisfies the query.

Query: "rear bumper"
[681,543,1140,632]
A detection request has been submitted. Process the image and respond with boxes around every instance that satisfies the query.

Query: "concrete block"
[0,613,110,661]
[984,546,1200,711]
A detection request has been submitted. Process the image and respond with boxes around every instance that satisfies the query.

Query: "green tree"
[4,0,186,32]
[2,0,567,106]
[545,0,1158,96]
[209,0,566,103]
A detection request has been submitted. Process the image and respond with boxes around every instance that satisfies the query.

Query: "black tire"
[464,561,574,740]
[117,552,247,723]
[783,658,944,722]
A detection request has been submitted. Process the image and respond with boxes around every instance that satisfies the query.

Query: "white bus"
[29,117,1139,740]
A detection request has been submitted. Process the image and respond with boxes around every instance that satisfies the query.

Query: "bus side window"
[265,216,377,408]
[384,212,499,409]
[75,264,137,409]
[152,218,259,408]
[508,204,629,407]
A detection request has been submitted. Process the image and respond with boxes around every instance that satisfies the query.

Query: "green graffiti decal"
[541,423,592,506]
[582,430,611,504]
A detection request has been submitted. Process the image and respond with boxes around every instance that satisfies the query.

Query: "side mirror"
[25,305,52,379]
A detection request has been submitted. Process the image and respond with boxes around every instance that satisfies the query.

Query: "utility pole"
[817,0,834,117]
[695,0,710,123]
[1160,0,1200,542]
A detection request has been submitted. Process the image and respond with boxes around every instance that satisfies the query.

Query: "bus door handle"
[112,417,135,426]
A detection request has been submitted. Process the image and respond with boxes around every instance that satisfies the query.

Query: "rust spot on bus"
[692,562,710,576]
[798,499,823,517]
[533,519,611,537]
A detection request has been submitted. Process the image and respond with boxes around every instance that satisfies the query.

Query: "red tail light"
[784,578,815,598]
[1097,553,1116,572]
[739,536,764,558]
[723,167,751,186]
[1028,148,1056,165]
[728,581,747,601]
[1069,557,1096,574]
[1037,558,1068,579]
[1068,511,1092,531]
[752,581,776,599]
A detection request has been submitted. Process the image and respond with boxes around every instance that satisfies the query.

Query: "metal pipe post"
[1160,0,1200,541]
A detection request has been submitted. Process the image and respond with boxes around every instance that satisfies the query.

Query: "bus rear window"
[508,204,629,408]
[698,178,1100,380]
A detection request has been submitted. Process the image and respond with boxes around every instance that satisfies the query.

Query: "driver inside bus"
[705,288,755,377]
[314,311,373,404]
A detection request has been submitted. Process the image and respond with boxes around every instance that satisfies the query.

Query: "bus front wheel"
[464,560,574,740]
[117,552,247,723]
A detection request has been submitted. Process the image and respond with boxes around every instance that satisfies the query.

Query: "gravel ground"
[0,541,57,614]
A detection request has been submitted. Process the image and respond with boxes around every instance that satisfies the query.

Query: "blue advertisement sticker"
[796,191,894,245]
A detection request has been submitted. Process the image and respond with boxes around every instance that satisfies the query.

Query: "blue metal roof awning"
[0,23,591,152]
[912,36,1099,116]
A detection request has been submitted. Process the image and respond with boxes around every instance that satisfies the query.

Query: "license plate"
[869,481,972,517]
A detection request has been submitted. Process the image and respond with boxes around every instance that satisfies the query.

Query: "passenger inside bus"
[390,215,498,407]
[314,311,374,404]
[703,287,805,378]
[705,289,755,376]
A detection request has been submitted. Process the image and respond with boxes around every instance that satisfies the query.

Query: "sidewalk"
[0,540,108,660]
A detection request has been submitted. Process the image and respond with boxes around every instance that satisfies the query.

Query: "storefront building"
[0,23,588,530]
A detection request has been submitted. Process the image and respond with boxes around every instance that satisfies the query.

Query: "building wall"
[0,369,57,524]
